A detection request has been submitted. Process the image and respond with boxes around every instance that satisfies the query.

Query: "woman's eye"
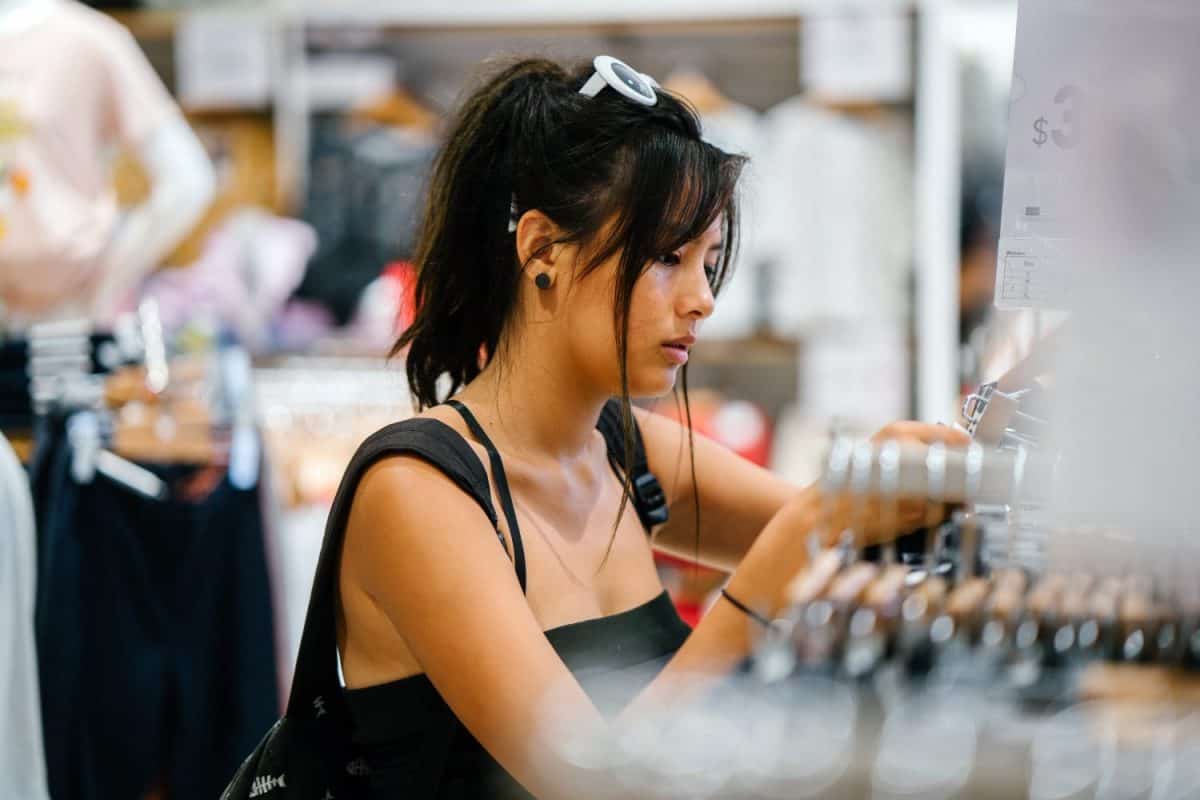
[704,262,719,281]
[656,253,682,267]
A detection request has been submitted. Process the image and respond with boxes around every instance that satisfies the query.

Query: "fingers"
[810,492,953,550]
[871,420,971,448]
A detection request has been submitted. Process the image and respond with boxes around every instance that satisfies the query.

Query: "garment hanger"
[808,96,892,122]
[662,67,732,116]
[349,83,438,134]
[110,402,217,466]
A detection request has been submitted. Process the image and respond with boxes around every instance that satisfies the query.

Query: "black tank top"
[340,399,691,798]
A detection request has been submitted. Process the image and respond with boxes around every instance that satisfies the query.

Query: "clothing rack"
[19,300,260,499]
[21,309,168,499]
[26,315,280,800]
[253,357,411,507]
[535,435,1200,798]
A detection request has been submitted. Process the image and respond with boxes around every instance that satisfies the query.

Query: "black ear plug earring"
[535,273,552,290]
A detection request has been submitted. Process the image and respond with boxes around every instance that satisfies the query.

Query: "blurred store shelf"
[113,0,919,29]
[687,334,800,421]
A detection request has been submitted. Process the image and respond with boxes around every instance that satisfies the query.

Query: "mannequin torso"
[0,0,215,328]
[0,0,54,37]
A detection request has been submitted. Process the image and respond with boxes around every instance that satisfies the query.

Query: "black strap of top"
[445,400,528,595]
[286,417,505,717]
[595,399,669,532]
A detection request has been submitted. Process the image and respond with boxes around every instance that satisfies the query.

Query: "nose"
[678,259,715,321]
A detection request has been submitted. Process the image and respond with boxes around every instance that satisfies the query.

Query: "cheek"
[625,270,681,395]
[627,268,673,336]
[562,269,676,393]
[561,277,621,384]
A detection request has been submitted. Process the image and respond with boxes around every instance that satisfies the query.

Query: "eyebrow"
[707,241,725,253]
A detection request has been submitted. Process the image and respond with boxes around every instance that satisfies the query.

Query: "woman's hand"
[819,421,973,546]
[869,420,971,449]
[720,422,974,622]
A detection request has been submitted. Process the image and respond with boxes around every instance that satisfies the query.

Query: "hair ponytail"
[393,58,571,408]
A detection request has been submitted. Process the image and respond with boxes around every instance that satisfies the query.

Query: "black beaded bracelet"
[719,587,772,629]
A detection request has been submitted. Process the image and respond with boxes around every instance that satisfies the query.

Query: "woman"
[336,56,967,798]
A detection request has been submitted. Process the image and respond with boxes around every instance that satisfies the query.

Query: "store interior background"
[3,2,1056,797]
[63,0,1026,691]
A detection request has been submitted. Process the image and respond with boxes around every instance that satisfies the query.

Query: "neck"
[456,326,611,466]
[0,0,53,35]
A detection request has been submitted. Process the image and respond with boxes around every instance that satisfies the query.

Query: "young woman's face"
[563,216,722,398]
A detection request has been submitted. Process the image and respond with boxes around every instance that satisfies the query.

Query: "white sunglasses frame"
[578,55,659,106]
[510,56,659,233]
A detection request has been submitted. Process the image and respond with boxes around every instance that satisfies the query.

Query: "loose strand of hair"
[681,365,701,577]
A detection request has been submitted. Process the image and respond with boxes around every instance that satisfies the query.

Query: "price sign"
[996,0,1200,310]
[1030,85,1083,151]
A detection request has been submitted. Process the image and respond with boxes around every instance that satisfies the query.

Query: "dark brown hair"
[393,57,746,562]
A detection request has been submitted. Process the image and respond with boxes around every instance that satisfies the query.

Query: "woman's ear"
[515,209,563,287]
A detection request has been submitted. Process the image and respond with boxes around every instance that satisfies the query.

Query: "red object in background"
[673,600,704,628]
[651,391,773,467]
[649,392,775,623]
[383,261,418,333]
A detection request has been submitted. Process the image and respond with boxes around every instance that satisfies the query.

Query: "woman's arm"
[633,405,797,572]
[343,454,823,798]
[635,407,972,572]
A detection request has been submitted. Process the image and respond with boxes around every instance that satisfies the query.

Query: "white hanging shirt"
[0,432,49,800]
[758,97,913,335]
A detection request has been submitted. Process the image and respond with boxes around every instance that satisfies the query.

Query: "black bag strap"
[594,399,669,533]
[445,400,528,594]
[285,417,504,717]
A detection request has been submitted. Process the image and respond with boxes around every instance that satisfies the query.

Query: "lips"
[661,335,694,366]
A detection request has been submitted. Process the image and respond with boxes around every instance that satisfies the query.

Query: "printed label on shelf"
[176,11,274,110]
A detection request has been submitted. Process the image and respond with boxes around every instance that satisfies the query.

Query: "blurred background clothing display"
[0,0,214,328]
[671,73,766,341]
[759,98,912,334]
[0,0,174,316]
[293,116,436,325]
[30,415,278,800]
[4,1,1197,798]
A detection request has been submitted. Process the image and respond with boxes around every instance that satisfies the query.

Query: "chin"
[626,367,679,399]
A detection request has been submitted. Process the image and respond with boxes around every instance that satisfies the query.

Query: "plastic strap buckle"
[633,471,668,527]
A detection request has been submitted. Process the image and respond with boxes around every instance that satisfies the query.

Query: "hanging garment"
[30,414,279,800]
[294,119,437,324]
[140,210,318,351]
[0,431,50,800]
[758,98,913,334]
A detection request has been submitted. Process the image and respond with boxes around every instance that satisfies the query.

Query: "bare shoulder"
[344,446,500,568]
